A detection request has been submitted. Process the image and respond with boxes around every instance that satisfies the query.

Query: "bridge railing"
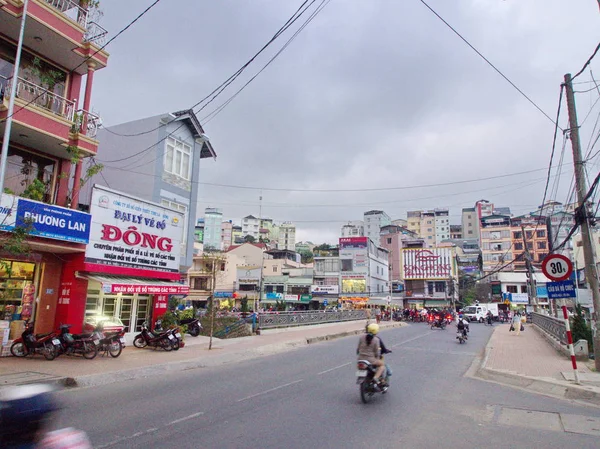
[531,312,567,345]
[258,310,367,329]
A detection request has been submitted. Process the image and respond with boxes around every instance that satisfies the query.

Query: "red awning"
[81,274,189,295]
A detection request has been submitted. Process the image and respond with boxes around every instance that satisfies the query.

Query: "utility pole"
[521,225,538,312]
[564,73,600,369]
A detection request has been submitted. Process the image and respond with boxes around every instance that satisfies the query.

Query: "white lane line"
[237,379,303,402]
[318,362,351,375]
[168,412,205,425]
[390,331,435,348]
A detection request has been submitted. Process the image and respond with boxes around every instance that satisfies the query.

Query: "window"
[273,266,277,273]
[3,146,57,203]
[527,242,533,250]
[514,242,523,250]
[435,281,446,293]
[536,230,546,238]
[521,285,528,293]
[513,231,522,239]
[387,238,392,244]
[468,230,473,235]
[341,259,353,272]
[164,136,192,180]
[161,199,188,251]
[220,263,225,271]
[507,285,518,293]
[537,241,546,250]
[526,231,533,239]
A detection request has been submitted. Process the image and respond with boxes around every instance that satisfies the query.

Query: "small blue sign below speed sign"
[541,254,573,282]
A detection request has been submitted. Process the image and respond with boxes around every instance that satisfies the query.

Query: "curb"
[63,322,407,389]
[473,328,600,408]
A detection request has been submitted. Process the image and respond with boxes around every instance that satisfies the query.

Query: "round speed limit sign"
[541,254,573,282]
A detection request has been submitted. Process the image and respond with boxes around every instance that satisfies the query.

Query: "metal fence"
[258,310,367,329]
[532,312,567,345]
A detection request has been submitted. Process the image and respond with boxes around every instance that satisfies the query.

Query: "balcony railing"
[74,109,101,138]
[43,0,88,27]
[3,77,75,121]
[84,21,108,46]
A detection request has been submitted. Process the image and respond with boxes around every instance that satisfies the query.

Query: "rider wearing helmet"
[457,314,469,339]
[357,323,387,388]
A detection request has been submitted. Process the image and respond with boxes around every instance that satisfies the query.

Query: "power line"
[572,41,600,81]
[100,164,563,193]
[1,0,163,124]
[417,0,560,128]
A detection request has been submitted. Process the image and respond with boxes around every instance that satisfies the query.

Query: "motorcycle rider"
[457,314,469,339]
[357,323,388,390]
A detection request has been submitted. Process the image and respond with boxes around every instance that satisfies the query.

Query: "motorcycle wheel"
[161,339,173,351]
[43,342,57,361]
[133,336,147,348]
[189,324,200,337]
[82,341,98,360]
[108,340,123,358]
[10,342,27,357]
[430,325,435,330]
[360,381,373,404]
[171,338,180,351]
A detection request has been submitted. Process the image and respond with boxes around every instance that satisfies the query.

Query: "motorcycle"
[356,354,392,404]
[10,321,61,360]
[172,313,202,337]
[91,323,126,358]
[485,314,493,326]
[56,324,99,359]
[154,320,183,350]
[133,323,178,351]
[431,319,447,330]
[456,329,467,344]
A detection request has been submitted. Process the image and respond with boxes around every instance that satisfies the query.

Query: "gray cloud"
[92,0,600,243]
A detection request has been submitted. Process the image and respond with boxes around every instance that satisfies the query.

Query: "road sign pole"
[561,299,580,385]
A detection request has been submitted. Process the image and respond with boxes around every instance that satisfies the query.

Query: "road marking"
[318,362,351,375]
[237,379,303,402]
[390,331,435,348]
[401,346,477,356]
[169,412,205,425]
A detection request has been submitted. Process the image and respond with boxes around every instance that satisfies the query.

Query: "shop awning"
[80,274,189,294]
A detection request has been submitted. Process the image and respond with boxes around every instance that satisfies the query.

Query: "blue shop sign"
[536,285,548,298]
[266,292,283,299]
[214,291,233,298]
[15,199,91,244]
[546,280,577,299]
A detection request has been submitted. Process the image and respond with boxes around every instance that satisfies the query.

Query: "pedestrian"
[511,311,521,336]
[375,307,382,324]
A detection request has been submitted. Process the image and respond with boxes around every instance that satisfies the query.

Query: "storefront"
[51,186,189,334]
[1,193,91,336]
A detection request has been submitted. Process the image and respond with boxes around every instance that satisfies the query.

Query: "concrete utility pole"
[521,225,538,312]
[564,73,600,369]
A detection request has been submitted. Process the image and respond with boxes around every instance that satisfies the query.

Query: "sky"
[91,0,600,244]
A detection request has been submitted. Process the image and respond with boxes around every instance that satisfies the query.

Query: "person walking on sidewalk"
[511,311,522,336]
[375,307,382,324]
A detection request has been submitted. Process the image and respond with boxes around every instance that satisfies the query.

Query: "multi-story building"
[379,225,421,300]
[338,237,389,307]
[232,224,243,244]
[547,210,575,259]
[259,217,278,242]
[364,210,391,244]
[480,214,513,273]
[341,220,364,237]
[475,200,495,219]
[242,215,260,240]
[221,220,233,251]
[278,222,296,251]
[461,207,479,241]
[0,1,113,334]
[407,211,422,236]
[203,208,222,250]
[295,241,315,254]
[312,256,340,303]
[450,225,463,240]
[434,208,450,242]
[402,246,458,309]
[82,109,216,275]
[510,215,549,270]
[392,218,408,227]
[194,218,204,243]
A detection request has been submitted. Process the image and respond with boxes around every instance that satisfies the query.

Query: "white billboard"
[403,248,455,280]
[310,285,339,295]
[85,186,184,273]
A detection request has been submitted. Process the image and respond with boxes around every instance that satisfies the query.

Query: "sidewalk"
[0,320,403,388]
[476,322,600,407]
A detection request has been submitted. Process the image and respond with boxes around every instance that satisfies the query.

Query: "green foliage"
[300,251,314,264]
[240,297,249,314]
[244,235,256,243]
[571,304,593,353]
[30,56,65,91]
[20,178,46,202]
[275,300,286,311]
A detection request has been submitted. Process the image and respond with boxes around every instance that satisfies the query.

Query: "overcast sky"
[92,0,600,244]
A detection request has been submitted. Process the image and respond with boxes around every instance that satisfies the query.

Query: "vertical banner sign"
[85,186,185,273]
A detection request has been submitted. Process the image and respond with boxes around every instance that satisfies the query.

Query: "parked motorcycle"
[167,310,202,337]
[10,322,61,360]
[91,323,126,358]
[154,320,183,350]
[56,324,99,359]
[356,355,392,404]
[133,323,177,351]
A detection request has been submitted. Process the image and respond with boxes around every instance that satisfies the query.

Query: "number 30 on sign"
[541,254,573,282]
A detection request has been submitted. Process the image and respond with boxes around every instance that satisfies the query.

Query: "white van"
[463,303,499,322]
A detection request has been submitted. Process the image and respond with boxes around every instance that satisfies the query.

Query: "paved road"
[52,323,600,448]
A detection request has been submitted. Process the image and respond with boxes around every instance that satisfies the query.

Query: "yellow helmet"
[367,323,379,335]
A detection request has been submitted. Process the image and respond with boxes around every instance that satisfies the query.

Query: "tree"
[571,304,593,353]
[201,251,227,350]
[244,235,256,243]
[300,251,314,264]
